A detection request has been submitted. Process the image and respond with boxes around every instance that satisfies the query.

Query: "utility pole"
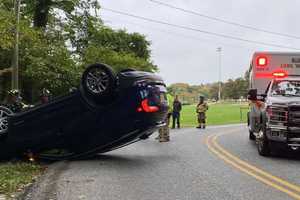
[12,0,21,90]
[217,47,222,101]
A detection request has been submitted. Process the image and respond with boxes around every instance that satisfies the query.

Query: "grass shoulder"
[180,102,248,127]
[0,162,43,198]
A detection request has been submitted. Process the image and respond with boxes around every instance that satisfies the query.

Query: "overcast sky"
[99,0,300,85]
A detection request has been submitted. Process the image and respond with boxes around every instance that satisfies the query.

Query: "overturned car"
[0,63,168,160]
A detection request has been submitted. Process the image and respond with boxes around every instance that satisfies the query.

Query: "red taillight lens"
[257,56,268,67]
[137,99,159,113]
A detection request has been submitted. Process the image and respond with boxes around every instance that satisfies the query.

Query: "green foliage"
[0,162,42,195]
[83,45,157,72]
[91,28,151,60]
[0,0,157,102]
[168,76,248,104]
[180,103,248,127]
[222,78,248,99]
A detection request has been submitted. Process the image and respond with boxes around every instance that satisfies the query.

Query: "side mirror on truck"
[247,89,257,101]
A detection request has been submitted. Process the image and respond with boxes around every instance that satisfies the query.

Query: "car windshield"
[271,80,300,97]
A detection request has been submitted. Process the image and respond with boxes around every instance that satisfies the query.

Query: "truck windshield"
[271,80,300,97]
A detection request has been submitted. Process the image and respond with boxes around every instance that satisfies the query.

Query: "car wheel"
[0,106,13,136]
[81,63,116,100]
[256,128,270,156]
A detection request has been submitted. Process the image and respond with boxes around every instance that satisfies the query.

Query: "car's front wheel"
[0,106,13,136]
[256,128,270,156]
[81,63,116,101]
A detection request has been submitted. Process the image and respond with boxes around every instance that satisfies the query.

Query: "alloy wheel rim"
[86,68,109,94]
[0,109,10,134]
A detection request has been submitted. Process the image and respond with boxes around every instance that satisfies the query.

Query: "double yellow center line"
[206,131,300,200]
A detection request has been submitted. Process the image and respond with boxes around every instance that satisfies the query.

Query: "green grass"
[180,103,248,127]
[0,162,43,196]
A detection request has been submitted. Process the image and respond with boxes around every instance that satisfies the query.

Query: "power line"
[101,8,300,50]
[102,15,259,51]
[149,0,300,40]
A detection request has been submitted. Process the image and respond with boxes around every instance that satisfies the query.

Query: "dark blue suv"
[0,63,168,160]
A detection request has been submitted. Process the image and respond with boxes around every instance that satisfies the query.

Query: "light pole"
[217,47,222,101]
[12,0,21,90]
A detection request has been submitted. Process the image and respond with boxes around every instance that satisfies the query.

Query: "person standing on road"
[158,94,173,142]
[172,95,182,129]
[196,96,208,129]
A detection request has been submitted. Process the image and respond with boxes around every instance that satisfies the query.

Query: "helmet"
[8,89,20,96]
[40,88,51,97]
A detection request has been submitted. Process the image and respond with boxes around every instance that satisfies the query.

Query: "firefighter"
[158,94,173,142]
[40,88,51,104]
[196,96,208,129]
[172,95,182,129]
[5,89,23,113]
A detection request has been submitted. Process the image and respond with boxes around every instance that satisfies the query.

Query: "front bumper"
[266,125,300,147]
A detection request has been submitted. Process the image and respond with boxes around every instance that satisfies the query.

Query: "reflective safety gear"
[40,88,51,97]
[8,89,20,96]
[196,102,208,113]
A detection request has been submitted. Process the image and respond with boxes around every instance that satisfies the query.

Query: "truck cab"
[248,52,300,156]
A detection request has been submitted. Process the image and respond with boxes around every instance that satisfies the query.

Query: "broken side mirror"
[247,89,257,101]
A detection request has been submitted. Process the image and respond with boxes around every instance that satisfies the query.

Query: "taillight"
[137,99,159,113]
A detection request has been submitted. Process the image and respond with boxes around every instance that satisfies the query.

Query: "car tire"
[81,63,116,101]
[0,105,13,136]
[256,128,270,156]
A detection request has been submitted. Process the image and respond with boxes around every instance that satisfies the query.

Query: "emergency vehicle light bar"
[255,70,288,79]
[273,72,288,78]
[256,56,268,67]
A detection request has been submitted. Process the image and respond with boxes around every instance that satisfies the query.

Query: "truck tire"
[256,128,270,156]
[247,112,255,140]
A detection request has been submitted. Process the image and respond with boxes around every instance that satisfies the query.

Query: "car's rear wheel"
[0,106,13,136]
[81,63,116,101]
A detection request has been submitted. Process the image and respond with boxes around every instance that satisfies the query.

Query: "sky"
[99,0,300,85]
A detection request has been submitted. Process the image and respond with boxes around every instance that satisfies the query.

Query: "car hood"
[266,96,300,106]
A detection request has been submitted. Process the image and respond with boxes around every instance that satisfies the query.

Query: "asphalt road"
[23,125,300,200]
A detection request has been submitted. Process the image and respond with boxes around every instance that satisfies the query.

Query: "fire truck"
[248,52,300,156]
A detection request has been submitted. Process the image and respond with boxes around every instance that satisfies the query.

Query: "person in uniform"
[5,89,23,113]
[40,88,51,104]
[158,94,173,142]
[196,96,208,129]
[172,95,182,129]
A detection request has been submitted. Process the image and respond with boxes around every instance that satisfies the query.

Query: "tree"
[0,1,158,102]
